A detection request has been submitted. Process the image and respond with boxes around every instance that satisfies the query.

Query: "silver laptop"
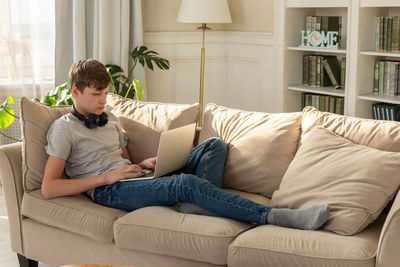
[119,123,196,181]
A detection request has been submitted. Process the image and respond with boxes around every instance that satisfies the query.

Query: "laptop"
[119,123,197,181]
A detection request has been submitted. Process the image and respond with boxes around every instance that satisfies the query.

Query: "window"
[0,0,54,96]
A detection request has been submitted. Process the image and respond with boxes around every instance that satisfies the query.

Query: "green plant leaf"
[145,57,154,70]
[40,95,56,106]
[159,58,170,69]
[7,96,15,105]
[144,50,158,55]
[106,64,123,75]
[66,95,74,105]
[133,79,143,101]
[0,106,15,128]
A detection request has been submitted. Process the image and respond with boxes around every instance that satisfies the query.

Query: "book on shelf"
[374,60,400,96]
[387,17,393,52]
[303,55,337,87]
[302,93,344,115]
[389,62,399,96]
[375,16,400,52]
[383,61,390,95]
[303,55,309,84]
[395,64,399,96]
[372,103,400,121]
[309,56,317,86]
[373,60,379,94]
[316,56,321,86]
[341,58,346,89]
[375,17,381,52]
[378,61,385,94]
[305,16,312,32]
[393,17,400,51]
[335,97,344,115]
[322,57,341,89]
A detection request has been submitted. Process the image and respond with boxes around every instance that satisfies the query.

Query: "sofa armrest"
[376,190,400,267]
[0,143,23,254]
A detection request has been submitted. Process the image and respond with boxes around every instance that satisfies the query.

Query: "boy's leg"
[181,137,227,188]
[93,174,328,230]
[178,137,227,215]
[94,174,269,223]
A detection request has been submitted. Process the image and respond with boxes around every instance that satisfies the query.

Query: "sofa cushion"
[20,97,71,191]
[199,103,302,197]
[301,106,400,151]
[21,190,126,242]
[105,93,200,164]
[114,189,269,265]
[228,215,385,267]
[271,127,400,235]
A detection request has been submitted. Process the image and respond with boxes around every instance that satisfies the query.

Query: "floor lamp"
[177,0,232,126]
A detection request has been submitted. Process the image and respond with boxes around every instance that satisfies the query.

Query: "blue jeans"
[94,137,270,224]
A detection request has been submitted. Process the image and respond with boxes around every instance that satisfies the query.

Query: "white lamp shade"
[177,0,232,24]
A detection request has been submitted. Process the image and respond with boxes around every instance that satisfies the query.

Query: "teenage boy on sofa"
[41,59,329,230]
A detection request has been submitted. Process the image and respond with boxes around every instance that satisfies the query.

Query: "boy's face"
[71,84,110,116]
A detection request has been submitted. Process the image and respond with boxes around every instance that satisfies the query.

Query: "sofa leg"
[17,254,38,267]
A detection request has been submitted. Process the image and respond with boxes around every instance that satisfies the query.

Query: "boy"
[42,59,329,230]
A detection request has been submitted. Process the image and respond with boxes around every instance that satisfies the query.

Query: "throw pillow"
[199,103,302,197]
[20,97,71,191]
[106,93,200,164]
[271,126,400,235]
[301,106,400,151]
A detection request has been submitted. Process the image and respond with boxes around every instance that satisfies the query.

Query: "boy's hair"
[68,59,111,92]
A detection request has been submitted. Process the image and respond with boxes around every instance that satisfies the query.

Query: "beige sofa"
[1,95,400,267]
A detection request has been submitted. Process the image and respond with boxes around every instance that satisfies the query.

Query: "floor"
[0,186,54,267]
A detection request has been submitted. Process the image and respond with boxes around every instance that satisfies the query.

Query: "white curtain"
[0,0,55,98]
[55,0,146,99]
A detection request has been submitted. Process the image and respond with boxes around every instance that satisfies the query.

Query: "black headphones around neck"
[71,105,108,129]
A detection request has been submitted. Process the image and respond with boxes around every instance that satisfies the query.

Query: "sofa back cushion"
[20,97,71,191]
[199,103,302,197]
[105,93,200,164]
[271,126,400,235]
[302,106,400,151]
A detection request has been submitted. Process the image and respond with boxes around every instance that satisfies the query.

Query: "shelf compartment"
[287,47,347,54]
[360,51,400,58]
[288,85,345,97]
[358,93,400,104]
[286,0,349,8]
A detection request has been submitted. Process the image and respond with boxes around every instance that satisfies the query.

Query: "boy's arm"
[41,155,146,200]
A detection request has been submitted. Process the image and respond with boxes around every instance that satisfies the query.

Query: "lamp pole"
[197,23,210,127]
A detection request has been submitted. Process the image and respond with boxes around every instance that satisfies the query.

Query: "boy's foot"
[266,204,329,230]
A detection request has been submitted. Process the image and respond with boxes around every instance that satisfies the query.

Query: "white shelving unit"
[275,0,400,119]
[355,1,400,118]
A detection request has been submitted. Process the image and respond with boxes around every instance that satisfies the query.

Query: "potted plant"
[34,45,170,105]
[106,45,170,100]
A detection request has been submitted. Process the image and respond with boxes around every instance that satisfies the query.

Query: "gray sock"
[266,204,329,230]
[177,203,217,217]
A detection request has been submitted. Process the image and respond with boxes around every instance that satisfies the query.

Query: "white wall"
[144,31,280,113]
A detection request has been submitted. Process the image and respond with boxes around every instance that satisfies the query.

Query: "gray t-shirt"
[45,111,130,199]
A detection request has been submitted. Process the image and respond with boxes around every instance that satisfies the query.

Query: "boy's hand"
[139,157,157,170]
[105,164,146,184]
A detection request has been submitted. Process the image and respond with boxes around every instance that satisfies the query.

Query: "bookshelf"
[276,0,400,119]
